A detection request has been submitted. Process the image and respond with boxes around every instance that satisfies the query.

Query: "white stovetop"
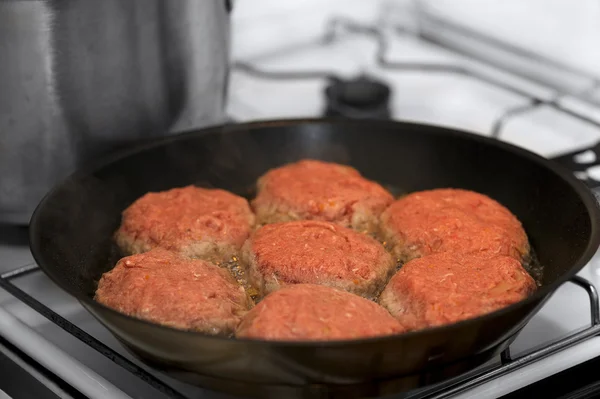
[2,3,600,399]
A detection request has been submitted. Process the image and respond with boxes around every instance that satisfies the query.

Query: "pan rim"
[29,117,600,348]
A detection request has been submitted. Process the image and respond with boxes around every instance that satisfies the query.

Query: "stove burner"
[324,75,391,119]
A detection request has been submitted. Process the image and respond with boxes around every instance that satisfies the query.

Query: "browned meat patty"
[252,160,393,233]
[236,284,405,341]
[241,220,396,298]
[115,185,255,264]
[379,188,529,263]
[94,248,253,334]
[378,252,536,331]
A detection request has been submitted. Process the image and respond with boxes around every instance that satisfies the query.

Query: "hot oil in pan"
[221,257,260,301]
[523,247,544,287]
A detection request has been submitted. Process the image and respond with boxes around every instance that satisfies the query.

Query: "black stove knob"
[324,75,391,119]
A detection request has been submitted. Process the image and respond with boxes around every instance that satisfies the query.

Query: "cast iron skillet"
[29,119,600,398]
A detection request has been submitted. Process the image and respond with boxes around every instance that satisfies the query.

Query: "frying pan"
[29,119,600,398]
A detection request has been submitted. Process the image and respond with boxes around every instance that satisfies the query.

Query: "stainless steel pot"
[0,0,231,224]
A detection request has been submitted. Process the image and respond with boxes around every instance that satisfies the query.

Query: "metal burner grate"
[0,265,599,398]
[232,18,600,189]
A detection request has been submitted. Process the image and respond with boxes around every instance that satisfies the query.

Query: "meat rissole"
[101,167,535,340]
[115,185,255,264]
[236,284,405,341]
[241,220,395,298]
[252,159,393,233]
[95,248,253,334]
[378,252,536,331]
[380,188,529,263]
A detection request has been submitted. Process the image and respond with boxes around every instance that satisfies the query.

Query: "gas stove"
[2,3,600,398]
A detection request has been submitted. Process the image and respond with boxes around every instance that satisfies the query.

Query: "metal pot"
[0,0,231,224]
